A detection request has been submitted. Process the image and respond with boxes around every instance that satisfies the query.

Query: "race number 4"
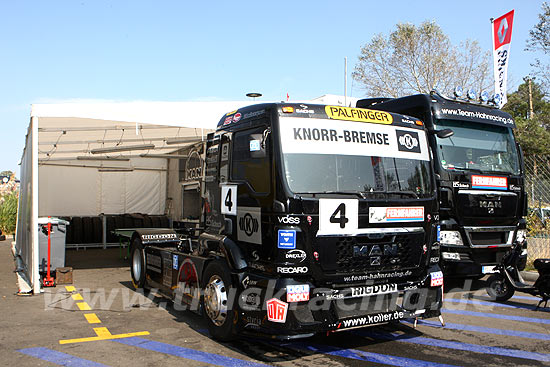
[221,185,237,215]
[319,199,358,235]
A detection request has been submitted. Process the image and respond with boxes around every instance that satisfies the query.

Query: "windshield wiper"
[298,190,366,198]
[365,190,419,199]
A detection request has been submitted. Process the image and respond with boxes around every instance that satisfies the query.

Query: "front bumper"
[235,268,443,338]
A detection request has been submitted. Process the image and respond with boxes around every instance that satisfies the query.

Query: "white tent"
[14,95,358,294]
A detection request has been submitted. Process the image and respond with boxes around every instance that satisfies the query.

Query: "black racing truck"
[358,91,527,278]
[120,103,443,340]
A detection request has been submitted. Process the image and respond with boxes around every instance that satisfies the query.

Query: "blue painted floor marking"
[357,330,550,362]
[404,319,550,340]
[442,308,550,324]
[114,336,269,367]
[280,340,459,367]
[18,347,109,367]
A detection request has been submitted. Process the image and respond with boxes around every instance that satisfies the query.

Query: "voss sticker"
[369,207,424,223]
[471,175,507,190]
[221,184,237,215]
[318,199,358,235]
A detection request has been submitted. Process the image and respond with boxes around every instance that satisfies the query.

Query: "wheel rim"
[204,275,228,326]
[493,278,508,296]
[132,249,142,281]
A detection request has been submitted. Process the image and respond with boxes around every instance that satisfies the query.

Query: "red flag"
[492,10,514,107]
[286,93,289,101]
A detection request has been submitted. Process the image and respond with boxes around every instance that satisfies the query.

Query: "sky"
[0,0,546,177]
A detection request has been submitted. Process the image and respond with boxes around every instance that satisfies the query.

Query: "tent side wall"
[14,117,39,293]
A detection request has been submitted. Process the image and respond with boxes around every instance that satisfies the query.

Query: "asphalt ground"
[2,238,549,367]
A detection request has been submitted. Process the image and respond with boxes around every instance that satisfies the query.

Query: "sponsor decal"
[237,207,262,244]
[233,112,242,122]
[343,270,412,282]
[430,257,440,264]
[146,254,162,273]
[249,140,261,152]
[509,184,521,191]
[437,225,441,242]
[369,207,424,223]
[243,109,266,119]
[404,284,418,291]
[286,284,310,302]
[325,106,393,124]
[350,283,397,298]
[430,271,444,287]
[295,104,314,114]
[185,150,203,181]
[172,254,179,270]
[285,249,306,263]
[277,266,308,274]
[249,262,267,272]
[453,181,470,189]
[279,117,430,162]
[242,276,250,288]
[278,230,296,249]
[141,233,178,240]
[243,316,262,327]
[471,175,507,190]
[326,293,344,300]
[242,292,261,307]
[223,116,233,125]
[266,298,288,323]
[178,258,199,298]
[336,311,406,329]
[396,130,420,153]
[278,215,300,225]
[162,253,173,287]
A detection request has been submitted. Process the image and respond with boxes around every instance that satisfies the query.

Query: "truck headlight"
[440,231,464,246]
[516,229,527,244]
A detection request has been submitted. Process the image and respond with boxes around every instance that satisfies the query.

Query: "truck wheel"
[201,260,237,341]
[130,237,146,289]
[486,274,515,301]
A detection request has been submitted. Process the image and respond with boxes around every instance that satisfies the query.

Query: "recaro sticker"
[237,207,262,244]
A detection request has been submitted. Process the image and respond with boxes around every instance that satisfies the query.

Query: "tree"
[503,78,550,155]
[0,170,13,178]
[352,21,491,98]
[0,192,18,235]
[526,2,550,95]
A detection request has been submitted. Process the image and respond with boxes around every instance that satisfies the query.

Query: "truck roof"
[217,103,426,131]
[357,93,515,128]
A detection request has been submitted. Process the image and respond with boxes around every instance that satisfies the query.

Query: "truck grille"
[315,232,425,274]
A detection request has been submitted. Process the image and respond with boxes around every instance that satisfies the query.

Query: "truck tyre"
[486,274,515,301]
[201,260,237,341]
[130,237,147,289]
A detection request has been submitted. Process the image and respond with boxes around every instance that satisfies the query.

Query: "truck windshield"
[434,119,520,175]
[278,116,432,198]
[283,154,432,197]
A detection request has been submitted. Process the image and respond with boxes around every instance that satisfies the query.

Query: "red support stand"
[43,217,55,287]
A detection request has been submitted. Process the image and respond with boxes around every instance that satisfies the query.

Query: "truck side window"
[231,127,270,193]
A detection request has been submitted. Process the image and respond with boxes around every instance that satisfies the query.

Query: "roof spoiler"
[356,98,393,108]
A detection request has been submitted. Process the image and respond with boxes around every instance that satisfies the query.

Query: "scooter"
[486,241,550,309]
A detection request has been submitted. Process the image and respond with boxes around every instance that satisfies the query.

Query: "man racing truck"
[121,103,443,340]
[357,91,527,278]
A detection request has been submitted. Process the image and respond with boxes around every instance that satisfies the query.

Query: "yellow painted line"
[65,285,76,292]
[72,294,83,301]
[93,327,112,337]
[59,331,150,344]
[84,313,101,324]
[77,302,91,311]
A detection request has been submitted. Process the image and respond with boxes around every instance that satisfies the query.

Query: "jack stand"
[438,314,445,327]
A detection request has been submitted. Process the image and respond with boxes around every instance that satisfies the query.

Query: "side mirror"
[434,129,454,138]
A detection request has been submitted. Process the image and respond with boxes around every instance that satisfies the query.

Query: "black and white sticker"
[237,207,262,244]
[318,199,358,235]
[221,184,237,215]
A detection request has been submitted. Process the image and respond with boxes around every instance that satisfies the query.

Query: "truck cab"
[358,92,527,278]
[128,103,443,340]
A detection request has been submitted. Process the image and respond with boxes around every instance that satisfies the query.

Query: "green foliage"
[503,78,550,155]
[526,2,550,94]
[0,193,18,234]
[0,171,13,177]
[353,20,491,98]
